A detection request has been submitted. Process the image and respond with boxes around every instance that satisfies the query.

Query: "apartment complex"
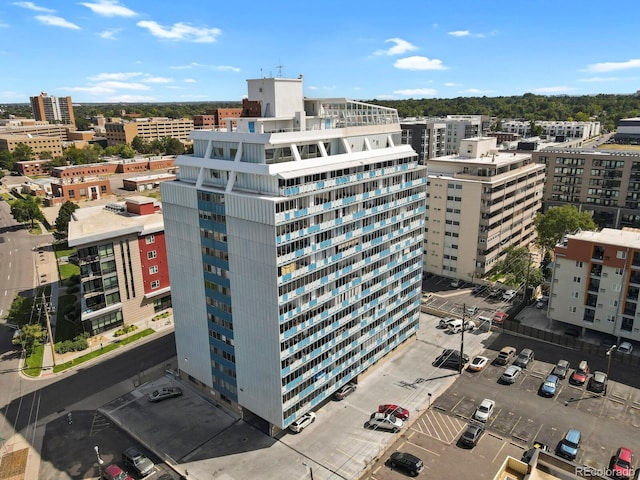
[400,115,489,161]
[68,197,172,334]
[104,118,194,145]
[424,137,545,280]
[194,108,243,130]
[0,134,63,157]
[161,76,427,434]
[502,120,601,140]
[533,147,640,229]
[30,92,75,125]
[550,228,640,343]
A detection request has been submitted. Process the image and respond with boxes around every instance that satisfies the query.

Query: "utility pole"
[42,291,56,367]
[459,304,466,374]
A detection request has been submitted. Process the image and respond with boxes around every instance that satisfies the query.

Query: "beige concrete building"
[424,137,545,281]
[0,134,63,157]
[104,118,194,146]
[533,147,640,229]
[550,228,640,343]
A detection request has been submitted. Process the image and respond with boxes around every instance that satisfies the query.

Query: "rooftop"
[566,227,640,248]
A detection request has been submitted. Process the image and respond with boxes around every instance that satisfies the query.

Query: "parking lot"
[363,334,640,480]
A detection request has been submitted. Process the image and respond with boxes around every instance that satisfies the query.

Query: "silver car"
[500,365,523,384]
[368,412,404,432]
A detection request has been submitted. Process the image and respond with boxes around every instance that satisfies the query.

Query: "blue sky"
[1,0,639,104]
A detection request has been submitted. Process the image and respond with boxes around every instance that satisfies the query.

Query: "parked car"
[492,311,509,325]
[539,374,559,397]
[588,371,608,395]
[289,412,316,433]
[502,289,517,301]
[368,412,404,432]
[556,429,582,461]
[618,341,634,355]
[564,327,580,338]
[446,319,465,334]
[569,360,590,385]
[433,349,469,369]
[459,422,484,448]
[521,440,550,463]
[450,279,461,288]
[495,346,516,366]
[438,317,457,329]
[468,356,489,372]
[466,305,479,316]
[378,404,410,420]
[471,285,485,296]
[387,451,424,477]
[513,348,534,369]
[122,447,154,478]
[611,447,635,479]
[536,296,549,309]
[148,387,183,403]
[473,399,495,422]
[421,292,433,303]
[500,365,522,384]
[552,359,570,379]
[103,464,133,480]
[333,383,356,400]
[488,288,502,299]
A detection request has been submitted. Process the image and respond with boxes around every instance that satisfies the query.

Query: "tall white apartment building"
[161,76,427,434]
[424,137,545,280]
[551,228,640,342]
[502,120,601,140]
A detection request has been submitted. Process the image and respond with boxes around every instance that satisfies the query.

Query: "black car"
[333,383,356,400]
[387,451,424,477]
[587,371,608,395]
[521,441,550,463]
[122,447,154,477]
[471,285,485,296]
[459,422,484,448]
[433,349,470,370]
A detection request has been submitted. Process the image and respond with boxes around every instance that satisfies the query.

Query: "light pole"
[428,393,432,409]
[94,445,104,476]
[606,344,617,379]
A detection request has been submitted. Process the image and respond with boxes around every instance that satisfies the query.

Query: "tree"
[162,137,184,155]
[131,136,147,153]
[534,205,598,253]
[10,197,44,229]
[0,150,14,171]
[12,323,47,355]
[493,246,543,288]
[53,201,79,241]
[13,143,34,162]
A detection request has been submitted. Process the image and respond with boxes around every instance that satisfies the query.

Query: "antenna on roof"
[276,62,284,77]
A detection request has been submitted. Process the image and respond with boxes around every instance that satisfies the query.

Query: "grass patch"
[59,263,80,280]
[597,143,640,151]
[23,344,45,377]
[29,224,42,235]
[55,294,80,342]
[54,246,76,259]
[52,328,154,373]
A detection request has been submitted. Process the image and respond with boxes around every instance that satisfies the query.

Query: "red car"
[492,312,509,325]
[378,404,410,420]
[103,464,133,480]
[611,447,635,479]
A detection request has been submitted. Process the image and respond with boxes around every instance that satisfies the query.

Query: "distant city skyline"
[1,0,639,104]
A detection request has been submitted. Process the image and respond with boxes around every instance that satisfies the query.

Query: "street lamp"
[94,445,104,476]
[606,344,617,380]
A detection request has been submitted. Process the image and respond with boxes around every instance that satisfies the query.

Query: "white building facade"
[502,120,601,140]
[161,76,427,433]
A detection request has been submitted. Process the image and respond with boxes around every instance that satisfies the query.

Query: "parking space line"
[492,440,507,463]
[406,440,440,457]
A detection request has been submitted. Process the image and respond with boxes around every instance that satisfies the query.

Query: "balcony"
[587,279,600,292]
[589,265,602,277]
[592,246,605,261]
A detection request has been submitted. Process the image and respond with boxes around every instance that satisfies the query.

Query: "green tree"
[493,246,544,288]
[13,143,34,162]
[534,205,598,253]
[12,323,47,355]
[118,144,136,159]
[131,136,147,153]
[10,197,44,229]
[0,150,15,171]
[149,139,164,155]
[38,150,54,160]
[53,201,79,241]
[162,137,184,155]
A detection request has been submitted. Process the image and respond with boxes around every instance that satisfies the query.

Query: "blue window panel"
[248,121,255,133]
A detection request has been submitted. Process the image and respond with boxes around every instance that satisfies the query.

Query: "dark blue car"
[540,374,559,397]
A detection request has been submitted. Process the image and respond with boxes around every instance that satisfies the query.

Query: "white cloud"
[12,2,54,12]
[35,15,81,29]
[584,59,640,73]
[137,20,221,43]
[374,94,398,100]
[448,30,470,37]
[307,86,319,90]
[444,82,462,87]
[0,22,8,28]
[375,38,417,56]
[170,62,207,70]
[142,76,173,84]
[98,28,121,39]
[458,88,494,95]
[98,81,150,90]
[166,85,186,90]
[183,78,196,83]
[532,86,574,93]
[393,88,437,96]
[109,94,157,102]
[79,0,137,17]
[89,72,143,81]
[214,65,240,72]
[63,85,118,95]
[394,56,447,71]
[578,76,619,83]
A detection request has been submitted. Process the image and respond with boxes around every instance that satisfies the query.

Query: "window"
[145,234,155,244]
[147,250,157,260]
[617,250,627,259]
[573,276,581,283]
[576,261,583,268]
[68,189,75,198]
[149,265,158,274]
[151,280,160,289]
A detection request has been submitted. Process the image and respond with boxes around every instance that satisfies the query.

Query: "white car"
[289,412,316,433]
[468,356,489,372]
[500,365,523,384]
[367,412,404,432]
[473,399,495,422]
[502,289,517,301]
[617,342,633,355]
[148,387,183,403]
